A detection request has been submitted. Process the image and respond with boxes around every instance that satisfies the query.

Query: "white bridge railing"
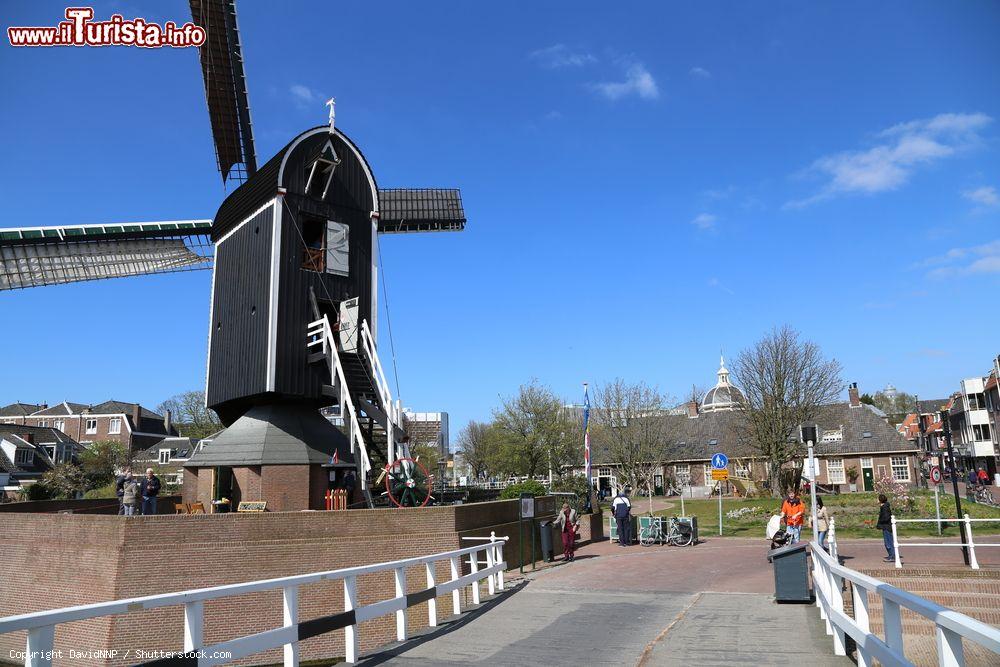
[0,538,508,667]
[811,536,1000,667]
[890,515,1000,570]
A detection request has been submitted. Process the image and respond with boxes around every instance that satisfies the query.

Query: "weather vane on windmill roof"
[326,97,336,132]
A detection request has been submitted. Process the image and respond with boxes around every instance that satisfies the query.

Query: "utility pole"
[941,410,970,566]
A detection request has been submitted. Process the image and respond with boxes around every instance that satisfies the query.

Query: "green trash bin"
[608,515,637,544]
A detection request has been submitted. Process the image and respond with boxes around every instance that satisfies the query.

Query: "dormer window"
[304,140,341,199]
[159,449,171,464]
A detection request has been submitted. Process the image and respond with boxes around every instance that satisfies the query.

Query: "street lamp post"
[941,410,970,566]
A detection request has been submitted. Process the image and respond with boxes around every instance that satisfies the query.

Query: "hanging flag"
[331,450,339,465]
[583,383,592,487]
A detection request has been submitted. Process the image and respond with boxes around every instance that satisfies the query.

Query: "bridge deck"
[358,538,849,666]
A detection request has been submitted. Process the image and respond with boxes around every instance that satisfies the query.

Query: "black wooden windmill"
[0,0,465,510]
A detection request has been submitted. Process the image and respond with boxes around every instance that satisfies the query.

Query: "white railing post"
[469,548,481,605]
[965,514,980,570]
[891,515,902,569]
[450,556,461,616]
[883,599,904,654]
[394,567,407,642]
[344,576,359,664]
[936,626,965,667]
[851,583,871,667]
[495,538,505,591]
[25,625,54,667]
[485,542,496,595]
[183,600,203,653]
[829,517,838,561]
[282,586,299,667]
[827,569,846,656]
[425,562,437,628]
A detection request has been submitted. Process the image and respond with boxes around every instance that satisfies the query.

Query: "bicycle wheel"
[639,527,656,547]
[669,529,693,547]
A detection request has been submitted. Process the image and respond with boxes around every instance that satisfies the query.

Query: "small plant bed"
[651,491,1000,540]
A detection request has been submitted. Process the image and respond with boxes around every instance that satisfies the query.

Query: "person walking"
[139,468,161,516]
[876,493,895,563]
[780,488,805,544]
[968,468,978,488]
[115,468,132,515]
[121,475,139,516]
[977,467,989,487]
[812,496,831,551]
[552,502,580,561]
[612,489,632,546]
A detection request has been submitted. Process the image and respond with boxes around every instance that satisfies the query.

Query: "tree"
[731,325,843,497]
[455,420,500,481]
[40,463,87,499]
[157,391,223,439]
[871,389,917,422]
[592,379,673,515]
[491,381,578,479]
[79,440,130,488]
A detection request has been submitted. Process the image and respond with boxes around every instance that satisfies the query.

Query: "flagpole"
[583,382,593,514]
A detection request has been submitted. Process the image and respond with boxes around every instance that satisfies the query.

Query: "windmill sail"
[377,189,466,234]
[190,0,257,184]
[0,221,213,291]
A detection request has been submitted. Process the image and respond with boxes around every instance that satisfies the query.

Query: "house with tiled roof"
[0,424,82,498]
[582,360,920,495]
[0,400,179,451]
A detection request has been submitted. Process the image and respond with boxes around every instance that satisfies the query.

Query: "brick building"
[0,424,82,498]
[0,400,178,451]
[584,359,920,495]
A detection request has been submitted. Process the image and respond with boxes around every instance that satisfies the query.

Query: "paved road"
[358,538,849,666]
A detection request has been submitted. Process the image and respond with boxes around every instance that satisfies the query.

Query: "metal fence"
[891,515,1000,570]
[0,537,507,667]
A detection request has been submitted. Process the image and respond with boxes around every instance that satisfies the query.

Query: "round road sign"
[930,466,942,484]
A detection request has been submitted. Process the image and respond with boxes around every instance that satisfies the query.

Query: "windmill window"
[302,216,325,271]
[304,159,337,199]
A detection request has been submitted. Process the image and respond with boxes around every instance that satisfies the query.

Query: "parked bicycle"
[974,486,998,507]
[639,515,694,547]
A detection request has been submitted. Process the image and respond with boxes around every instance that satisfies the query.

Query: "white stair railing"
[359,319,408,460]
[307,316,372,488]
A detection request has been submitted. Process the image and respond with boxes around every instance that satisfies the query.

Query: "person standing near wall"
[612,490,632,546]
[121,474,139,516]
[876,493,895,563]
[139,468,161,516]
[552,502,580,561]
[812,496,830,551]
[115,468,131,515]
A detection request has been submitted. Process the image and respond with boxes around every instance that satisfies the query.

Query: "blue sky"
[2,1,998,439]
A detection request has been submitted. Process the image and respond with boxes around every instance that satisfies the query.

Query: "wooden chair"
[189,502,206,514]
[175,503,190,514]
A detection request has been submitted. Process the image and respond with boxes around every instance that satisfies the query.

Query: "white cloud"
[590,63,659,101]
[707,277,735,294]
[529,44,596,69]
[922,239,1000,279]
[691,213,717,231]
[289,84,326,109]
[689,66,711,79]
[963,185,999,207]
[785,112,992,208]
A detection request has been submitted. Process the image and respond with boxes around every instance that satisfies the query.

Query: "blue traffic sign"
[711,453,728,470]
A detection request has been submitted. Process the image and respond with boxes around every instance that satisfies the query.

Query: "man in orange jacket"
[781,488,805,544]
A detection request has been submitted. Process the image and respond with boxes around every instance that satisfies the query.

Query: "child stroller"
[766,514,788,550]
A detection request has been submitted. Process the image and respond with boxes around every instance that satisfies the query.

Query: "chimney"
[686,400,699,418]
[164,409,172,434]
[132,404,142,428]
[24,433,34,444]
[39,403,47,410]
[848,382,860,408]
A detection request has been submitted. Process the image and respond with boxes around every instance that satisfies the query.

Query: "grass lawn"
[637,490,1000,540]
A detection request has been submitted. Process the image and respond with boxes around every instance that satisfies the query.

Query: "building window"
[38,419,49,427]
[674,464,690,483]
[53,419,65,432]
[85,418,97,434]
[973,424,991,441]
[891,456,910,482]
[14,449,34,465]
[827,459,845,484]
[598,467,612,477]
[159,449,171,464]
[43,445,56,460]
[860,457,873,469]
[109,417,121,435]
[734,461,750,478]
[703,464,714,484]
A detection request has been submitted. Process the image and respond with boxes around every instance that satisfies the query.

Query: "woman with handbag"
[552,502,580,562]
